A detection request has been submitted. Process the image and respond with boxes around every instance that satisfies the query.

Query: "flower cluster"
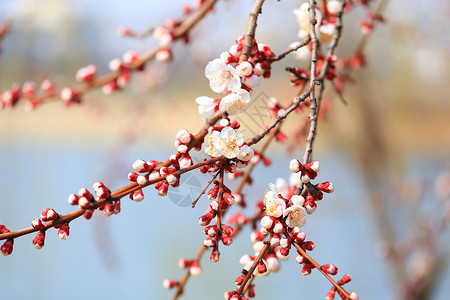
[206,123,254,165]
[68,182,118,217]
[195,35,275,119]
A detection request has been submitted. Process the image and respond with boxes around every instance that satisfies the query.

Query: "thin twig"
[247,89,309,146]
[237,238,272,295]
[239,0,266,62]
[285,231,350,299]
[302,0,320,166]
[14,0,218,108]
[192,171,220,208]
[270,36,311,62]
[171,246,207,300]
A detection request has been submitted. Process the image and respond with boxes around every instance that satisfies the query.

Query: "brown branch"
[293,0,345,196]
[247,88,309,146]
[285,231,351,299]
[239,0,266,62]
[13,0,218,108]
[317,1,345,81]
[302,0,320,166]
[192,171,220,208]
[269,36,311,62]
[237,238,272,295]
[0,155,225,241]
[171,246,207,300]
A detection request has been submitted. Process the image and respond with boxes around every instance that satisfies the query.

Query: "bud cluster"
[0,225,13,256]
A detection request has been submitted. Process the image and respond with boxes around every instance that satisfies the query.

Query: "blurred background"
[0,0,449,299]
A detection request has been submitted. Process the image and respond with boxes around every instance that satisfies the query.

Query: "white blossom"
[264,183,286,218]
[219,89,251,115]
[195,96,216,119]
[205,59,241,93]
[206,127,253,160]
[283,204,307,228]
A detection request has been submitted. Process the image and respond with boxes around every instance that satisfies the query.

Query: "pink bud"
[148,170,160,181]
[279,247,290,257]
[103,203,114,216]
[339,274,352,285]
[235,274,245,286]
[296,254,306,264]
[221,224,235,236]
[132,159,151,173]
[78,188,93,200]
[301,171,311,183]
[322,264,338,275]
[67,194,79,205]
[292,226,302,235]
[189,261,202,276]
[210,250,220,262]
[166,174,178,186]
[305,160,320,173]
[273,221,284,234]
[41,208,58,222]
[207,185,219,200]
[130,189,144,202]
[178,258,193,269]
[221,234,233,246]
[199,212,214,226]
[260,215,274,229]
[270,234,280,245]
[209,201,219,212]
[117,26,131,36]
[289,159,303,173]
[169,155,180,169]
[266,255,281,272]
[317,181,335,193]
[163,279,178,289]
[109,58,125,72]
[257,261,267,274]
[1,239,14,256]
[326,288,336,300]
[128,172,139,182]
[76,64,96,82]
[301,263,312,275]
[33,231,46,249]
[305,200,317,214]
[203,238,216,248]
[83,209,94,220]
[31,219,44,230]
[58,223,70,240]
[60,87,76,102]
[204,225,219,237]
[280,237,291,248]
[102,80,118,95]
[349,292,359,300]
[157,182,169,196]
[303,241,315,251]
[295,231,306,243]
[251,230,265,243]
[136,175,148,186]
[40,79,55,95]
[22,81,35,97]
[78,197,91,209]
[123,50,139,65]
[156,48,173,62]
